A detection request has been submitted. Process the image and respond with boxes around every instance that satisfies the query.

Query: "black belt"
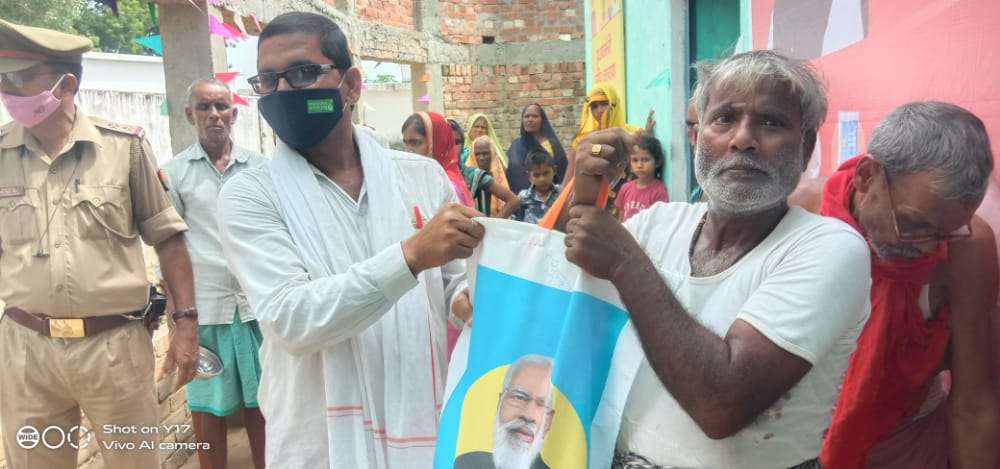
[4,306,139,338]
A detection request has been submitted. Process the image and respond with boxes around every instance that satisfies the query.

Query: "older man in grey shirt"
[162,79,266,469]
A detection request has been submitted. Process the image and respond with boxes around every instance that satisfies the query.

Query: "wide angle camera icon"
[16,425,92,450]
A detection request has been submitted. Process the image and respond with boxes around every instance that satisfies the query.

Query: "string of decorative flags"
[214,71,250,106]
[208,13,246,41]
[132,1,265,56]
[158,69,248,116]
[87,1,254,118]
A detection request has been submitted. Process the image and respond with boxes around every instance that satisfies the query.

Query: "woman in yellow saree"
[570,82,641,150]
[463,113,511,216]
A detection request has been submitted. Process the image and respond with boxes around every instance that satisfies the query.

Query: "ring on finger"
[590,143,603,157]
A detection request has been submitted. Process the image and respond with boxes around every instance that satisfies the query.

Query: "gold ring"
[590,143,602,157]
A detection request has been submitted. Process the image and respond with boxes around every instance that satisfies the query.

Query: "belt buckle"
[49,319,85,338]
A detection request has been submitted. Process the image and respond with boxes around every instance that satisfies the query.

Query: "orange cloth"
[537,178,609,230]
[819,155,951,469]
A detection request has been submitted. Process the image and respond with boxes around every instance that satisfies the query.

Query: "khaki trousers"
[0,317,160,469]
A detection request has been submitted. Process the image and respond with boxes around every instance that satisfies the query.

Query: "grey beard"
[493,416,544,469]
[872,242,923,260]
[695,145,803,216]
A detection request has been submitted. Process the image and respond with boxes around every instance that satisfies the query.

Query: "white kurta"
[218,128,466,468]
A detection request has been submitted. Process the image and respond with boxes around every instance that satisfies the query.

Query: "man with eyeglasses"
[0,19,197,469]
[805,101,999,468]
[454,355,554,469]
[217,12,482,469]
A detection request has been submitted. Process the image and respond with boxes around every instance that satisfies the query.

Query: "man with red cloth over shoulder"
[795,101,999,468]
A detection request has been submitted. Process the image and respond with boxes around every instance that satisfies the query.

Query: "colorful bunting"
[250,13,263,32]
[160,100,169,116]
[214,71,240,84]
[241,13,263,35]
[419,72,432,82]
[212,71,246,105]
[221,7,246,36]
[208,14,245,41]
[225,24,245,40]
[417,94,432,103]
[133,35,163,55]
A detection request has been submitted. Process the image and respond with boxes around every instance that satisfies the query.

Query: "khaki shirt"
[0,110,187,318]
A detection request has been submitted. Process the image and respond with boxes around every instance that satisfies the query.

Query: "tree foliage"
[0,0,157,56]
[75,0,156,55]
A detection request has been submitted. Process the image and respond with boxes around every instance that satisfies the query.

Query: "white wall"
[359,82,413,144]
[80,52,167,93]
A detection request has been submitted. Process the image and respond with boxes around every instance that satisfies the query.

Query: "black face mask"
[258,83,346,149]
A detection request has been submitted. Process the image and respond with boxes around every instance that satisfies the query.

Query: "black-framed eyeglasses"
[500,387,554,414]
[880,165,973,244]
[248,64,339,95]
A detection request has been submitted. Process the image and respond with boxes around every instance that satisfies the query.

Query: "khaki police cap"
[0,19,93,73]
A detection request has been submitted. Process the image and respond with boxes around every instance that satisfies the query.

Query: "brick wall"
[440,0,583,44]
[357,20,429,63]
[439,1,479,44]
[356,0,416,30]
[442,62,586,152]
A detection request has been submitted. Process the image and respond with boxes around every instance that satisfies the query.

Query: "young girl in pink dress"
[615,135,669,222]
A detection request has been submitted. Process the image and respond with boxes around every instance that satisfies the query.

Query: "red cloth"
[418,112,473,206]
[863,386,950,469]
[614,179,669,221]
[819,156,952,468]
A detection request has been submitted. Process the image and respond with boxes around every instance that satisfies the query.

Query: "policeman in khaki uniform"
[0,20,199,468]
